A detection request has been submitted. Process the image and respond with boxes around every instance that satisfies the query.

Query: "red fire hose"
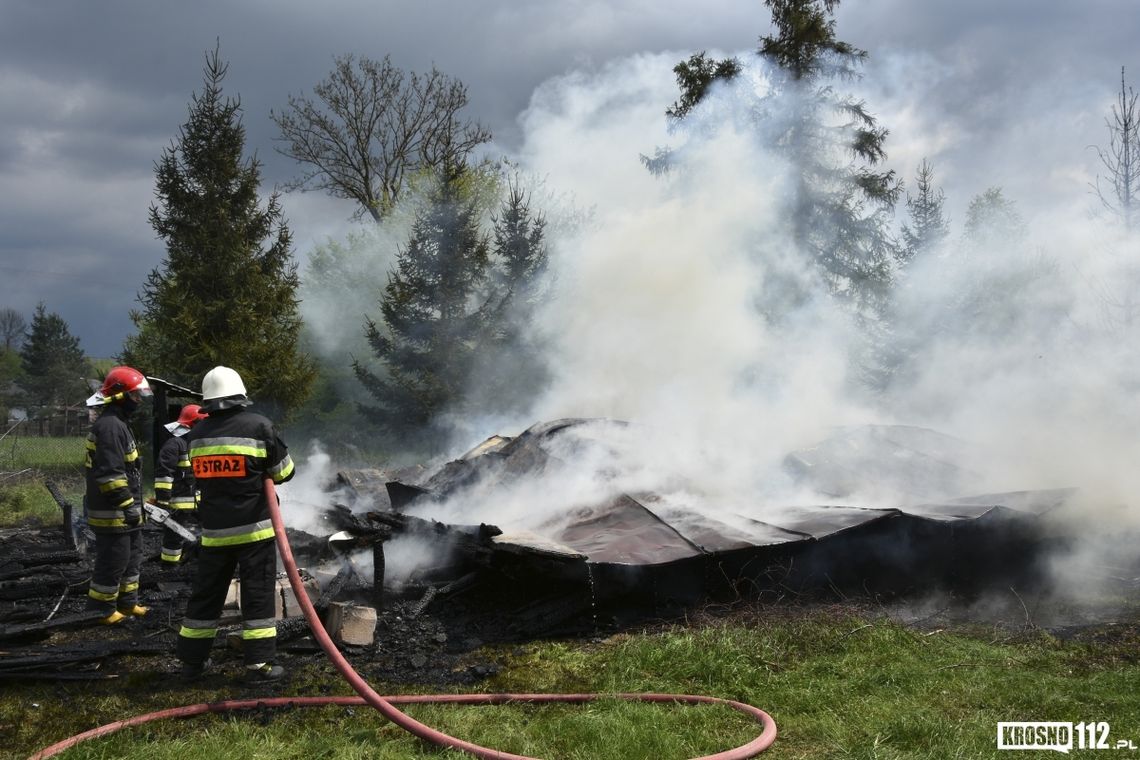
[28,480,777,759]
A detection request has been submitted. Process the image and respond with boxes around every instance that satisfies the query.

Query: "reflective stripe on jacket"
[84,404,142,533]
[154,435,197,509]
[186,408,294,547]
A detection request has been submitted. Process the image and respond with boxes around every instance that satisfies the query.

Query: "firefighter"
[177,366,295,683]
[155,403,207,565]
[84,366,152,625]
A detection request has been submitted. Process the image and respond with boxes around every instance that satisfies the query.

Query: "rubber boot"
[99,610,126,625]
[243,663,286,683]
[121,604,148,617]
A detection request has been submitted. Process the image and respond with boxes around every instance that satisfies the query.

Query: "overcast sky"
[1,0,1137,358]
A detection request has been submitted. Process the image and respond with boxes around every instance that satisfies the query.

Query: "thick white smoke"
[293,46,1140,600]
[509,51,1135,506]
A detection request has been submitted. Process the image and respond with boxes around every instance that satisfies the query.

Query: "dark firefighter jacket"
[154,435,197,510]
[84,404,143,532]
[186,407,295,547]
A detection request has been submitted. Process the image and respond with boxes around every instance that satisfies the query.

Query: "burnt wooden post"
[144,376,203,466]
[372,540,385,608]
[44,480,76,550]
[151,381,168,466]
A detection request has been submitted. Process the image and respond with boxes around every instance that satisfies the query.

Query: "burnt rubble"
[1,419,1134,682]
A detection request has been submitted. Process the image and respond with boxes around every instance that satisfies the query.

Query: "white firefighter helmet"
[200,366,251,412]
[201,366,247,400]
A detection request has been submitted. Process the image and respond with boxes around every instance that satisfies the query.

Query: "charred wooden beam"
[0,572,89,601]
[0,636,171,669]
[44,479,78,550]
[0,609,107,642]
[365,510,501,562]
[408,586,437,619]
[276,616,311,643]
[0,548,83,572]
[321,504,395,538]
[0,671,118,682]
[314,563,355,613]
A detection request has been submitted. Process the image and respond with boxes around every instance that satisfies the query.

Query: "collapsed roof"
[332,419,1077,601]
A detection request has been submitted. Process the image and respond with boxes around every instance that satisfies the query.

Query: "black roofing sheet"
[354,421,1077,568]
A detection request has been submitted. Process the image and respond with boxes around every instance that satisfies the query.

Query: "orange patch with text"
[193,455,247,478]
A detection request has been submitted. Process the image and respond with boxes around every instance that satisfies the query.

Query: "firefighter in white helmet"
[176,366,295,683]
[84,366,153,624]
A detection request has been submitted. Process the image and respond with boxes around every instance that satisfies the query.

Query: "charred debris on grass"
[2,418,1138,682]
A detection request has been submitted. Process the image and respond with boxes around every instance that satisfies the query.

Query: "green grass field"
[7,605,1140,759]
[0,434,85,526]
[0,434,86,475]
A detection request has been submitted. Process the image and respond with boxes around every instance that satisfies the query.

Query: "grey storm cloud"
[0,0,1137,356]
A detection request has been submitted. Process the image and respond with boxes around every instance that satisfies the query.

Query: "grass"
[0,433,86,527]
[0,435,87,476]
[0,478,78,527]
[6,606,1140,759]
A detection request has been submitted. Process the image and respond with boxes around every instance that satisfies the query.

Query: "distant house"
[19,402,90,436]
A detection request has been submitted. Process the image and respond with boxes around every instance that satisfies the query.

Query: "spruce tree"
[353,160,490,446]
[963,187,1025,252]
[899,159,950,265]
[757,0,900,305]
[19,302,90,411]
[654,0,901,390]
[659,0,901,306]
[469,176,551,415]
[123,45,315,418]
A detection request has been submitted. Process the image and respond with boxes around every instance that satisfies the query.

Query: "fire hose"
[29,480,778,759]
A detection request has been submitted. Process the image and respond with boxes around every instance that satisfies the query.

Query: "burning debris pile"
[331,418,1079,609]
[0,418,1112,681]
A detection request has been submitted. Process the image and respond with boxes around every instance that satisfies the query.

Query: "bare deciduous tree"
[271,55,492,222]
[0,307,26,351]
[1092,67,1140,231]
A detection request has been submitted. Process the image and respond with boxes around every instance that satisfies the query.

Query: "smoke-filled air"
[289,36,1140,595]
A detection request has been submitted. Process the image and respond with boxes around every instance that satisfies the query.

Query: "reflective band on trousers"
[243,618,277,640]
[179,618,218,638]
[88,516,127,529]
[200,520,274,547]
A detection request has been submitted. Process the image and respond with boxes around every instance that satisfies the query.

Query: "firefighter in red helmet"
[84,366,153,624]
[154,403,208,565]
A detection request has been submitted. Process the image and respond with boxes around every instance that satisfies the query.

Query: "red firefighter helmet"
[164,402,207,436]
[176,404,208,427]
[87,366,152,406]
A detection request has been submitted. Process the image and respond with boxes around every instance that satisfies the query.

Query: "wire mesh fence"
[0,420,87,482]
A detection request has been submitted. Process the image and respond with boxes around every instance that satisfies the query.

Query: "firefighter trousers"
[160,509,198,564]
[177,538,278,667]
[86,529,143,614]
